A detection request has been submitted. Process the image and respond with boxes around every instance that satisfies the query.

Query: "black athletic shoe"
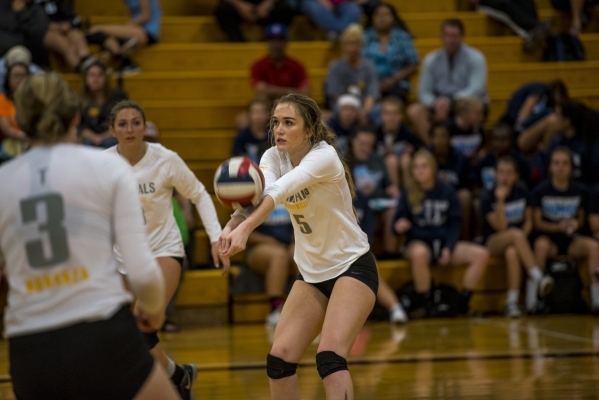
[177,363,198,400]
[118,58,141,75]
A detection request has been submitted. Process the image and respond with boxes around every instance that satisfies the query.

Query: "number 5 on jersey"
[293,214,312,234]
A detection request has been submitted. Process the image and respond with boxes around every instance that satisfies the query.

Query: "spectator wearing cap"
[407,19,488,145]
[0,46,42,95]
[301,0,362,40]
[0,0,50,68]
[325,24,380,123]
[327,94,361,154]
[250,24,311,102]
[215,0,296,42]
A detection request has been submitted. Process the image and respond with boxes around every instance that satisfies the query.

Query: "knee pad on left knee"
[316,351,348,379]
[142,331,160,349]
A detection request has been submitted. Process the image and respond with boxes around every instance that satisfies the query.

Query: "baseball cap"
[265,24,288,40]
[6,46,31,67]
[337,94,361,109]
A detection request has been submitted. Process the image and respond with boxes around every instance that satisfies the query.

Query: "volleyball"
[214,157,265,210]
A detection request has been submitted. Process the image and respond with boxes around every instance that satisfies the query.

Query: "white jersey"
[257,141,369,282]
[0,145,163,338]
[105,143,222,259]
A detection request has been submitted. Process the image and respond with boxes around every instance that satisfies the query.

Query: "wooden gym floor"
[0,315,597,399]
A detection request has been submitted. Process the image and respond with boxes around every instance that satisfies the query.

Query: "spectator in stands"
[301,0,362,41]
[38,0,95,71]
[448,97,485,162]
[251,24,311,102]
[429,123,472,240]
[327,94,361,154]
[472,0,552,52]
[215,0,296,42]
[477,123,531,191]
[394,149,489,316]
[546,101,599,185]
[347,125,400,256]
[376,96,420,188]
[510,80,569,154]
[78,61,128,148]
[481,156,553,318]
[0,0,50,68]
[0,46,42,95]
[531,147,599,312]
[232,99,271,163]
[326,24,379,122]
[86,0,162,74]
[407,19,488,144]
[247,204,296,326]
[0,61,29,163]
[362,3,418,101]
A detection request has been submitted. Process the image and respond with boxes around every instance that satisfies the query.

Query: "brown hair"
[381,96,404,112]
[248,97,270,111]
[549,146,573,178]
[270,94,357,201]
[453,96,483,116]
[14,72,79,143]
[80,61,111,109]
[442,18,464,35]
[109,100,147,128]
[406,149,438,213]
[496,155,519,175]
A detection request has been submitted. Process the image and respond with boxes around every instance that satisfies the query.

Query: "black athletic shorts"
[532,232,578,255]
[403,238,445,264]
[9,305,154,400]
[296,251,379,297]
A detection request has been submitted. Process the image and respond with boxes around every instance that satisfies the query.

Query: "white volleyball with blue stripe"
[214,157,265,210]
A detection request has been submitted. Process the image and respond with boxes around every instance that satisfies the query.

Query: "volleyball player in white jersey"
[106,100,230,399]
[220,94,377,400]
[0,72,179,399]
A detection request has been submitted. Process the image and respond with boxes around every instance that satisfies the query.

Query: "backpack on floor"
[397,282,460,318]
[541,260,587,314]
[544,34,586,62]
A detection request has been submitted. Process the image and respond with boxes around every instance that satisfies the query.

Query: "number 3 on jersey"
[20,194,70,268]
[292,214,312,234]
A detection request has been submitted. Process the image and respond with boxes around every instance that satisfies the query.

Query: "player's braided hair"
[15,72,79,144]
[270,94,357,202]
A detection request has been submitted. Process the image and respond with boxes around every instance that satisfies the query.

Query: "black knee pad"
[142,331,160,349]
[266,354,298,379]
[85,32,109,45]
[316,351,348,379]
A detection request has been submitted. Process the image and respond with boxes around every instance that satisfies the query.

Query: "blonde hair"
[406,149,438,213]
[15,72,79,144]
[453,96,483,116]
[341,23,364,42]
[270,94,357,202]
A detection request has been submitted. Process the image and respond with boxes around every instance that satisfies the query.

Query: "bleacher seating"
[72,0,599,319]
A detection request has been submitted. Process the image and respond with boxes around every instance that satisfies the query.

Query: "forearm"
[392,64,417,83]
[363,96,376,113]
[237,196,276,236]
[517,96,540,121]
[494,203,508,231]
[535,219,562,233]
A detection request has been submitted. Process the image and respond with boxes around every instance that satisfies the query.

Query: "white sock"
[389,303,402,313]
[591,283,599,309]
[529,267,543,282]
[506,289,519,305]
[166,358,176,377]
[526,278,538,312]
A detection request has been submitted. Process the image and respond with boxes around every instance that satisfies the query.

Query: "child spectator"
[347,125,400,256]
[477,123,531,191]
[0,61,29,162]
[394,149,488,316]
[232,98,270,163]
[78,61,128,148]
[481,156,553,317]
[37,0,95,71]
[325,24,379,122]
[301,0,362,40]
[376,96,420,187]
[531,147,599,312]
[448,97,485,162]
[362,3,418,101]
[86,0,162,73]
[327,94,361,154]
[429,123,472,239]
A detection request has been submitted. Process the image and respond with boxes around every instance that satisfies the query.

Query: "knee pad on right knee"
[142,331,160,349]
[316,351,348,379]
[266,354,298,379]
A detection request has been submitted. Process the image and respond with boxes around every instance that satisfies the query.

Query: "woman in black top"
[532,147,599,310]
[481,157,553,317]
[78,61,128,148]
[394,149,489,316]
